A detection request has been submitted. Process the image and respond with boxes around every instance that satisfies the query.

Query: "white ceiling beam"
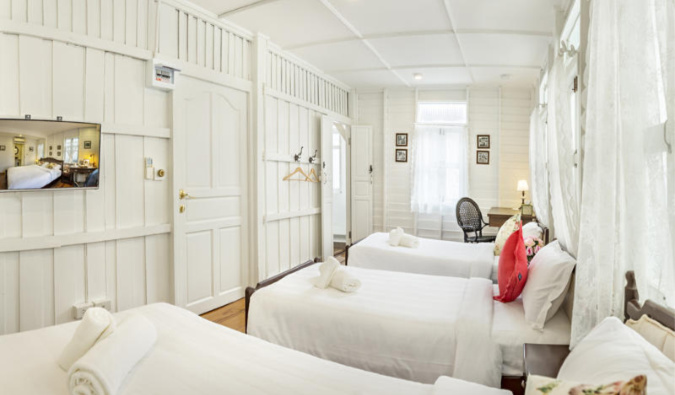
[441,0,474,84]
[286,29,552,50]
[328,64,542,74]
[317,0,410,87]
[218,0,284,18]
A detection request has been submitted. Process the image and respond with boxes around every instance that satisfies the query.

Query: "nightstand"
[523,344,570,383]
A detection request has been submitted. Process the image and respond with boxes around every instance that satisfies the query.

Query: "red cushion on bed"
[494,223,528,303]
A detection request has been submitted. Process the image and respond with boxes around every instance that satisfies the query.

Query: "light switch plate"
[72,302,94,320]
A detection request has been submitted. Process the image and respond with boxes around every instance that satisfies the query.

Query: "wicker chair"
[456,197,496,243]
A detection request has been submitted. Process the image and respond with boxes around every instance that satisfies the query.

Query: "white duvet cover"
[0,303,510,395]
[348,232,495,279]
[248,266,503,387]
[7,164,61,189]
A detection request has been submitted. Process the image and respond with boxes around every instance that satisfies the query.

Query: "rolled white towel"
[388,227,404,246]
[399,233,419,248]
[330,269,361,293]
[58,307,117,371]
[68,314,157,395]
[313,257,340,289]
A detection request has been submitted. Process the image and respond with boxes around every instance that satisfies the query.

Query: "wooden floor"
[200,298,246,333]
[202,250,347,332]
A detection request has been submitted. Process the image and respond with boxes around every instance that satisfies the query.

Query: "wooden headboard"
[624,271,675,330]
[40,157,64,167]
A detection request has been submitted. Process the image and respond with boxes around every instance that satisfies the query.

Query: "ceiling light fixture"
[414,73,423,80]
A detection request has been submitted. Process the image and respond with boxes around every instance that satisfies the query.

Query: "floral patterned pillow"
[494,214,521,256]
[525,374,647,395]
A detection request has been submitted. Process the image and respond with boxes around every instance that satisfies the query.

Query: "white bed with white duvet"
[0,303,509,395]
[347,232,496,279]
[7,163,62,189]
[247,265,572,388]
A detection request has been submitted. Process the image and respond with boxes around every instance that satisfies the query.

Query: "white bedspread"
[0,303,509,395]
[491,285,571,376]
[7,164,61,189]
[248,266,502,387]
[348,232,495,279]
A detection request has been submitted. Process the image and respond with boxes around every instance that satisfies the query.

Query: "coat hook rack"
[308,150,318,164]
[294,146,304,162]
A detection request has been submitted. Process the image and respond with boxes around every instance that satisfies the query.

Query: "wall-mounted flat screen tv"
[0,119,101,192]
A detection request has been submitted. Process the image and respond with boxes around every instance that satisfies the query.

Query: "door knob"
[179,189,190,199]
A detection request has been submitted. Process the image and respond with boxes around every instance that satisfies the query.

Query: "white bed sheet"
[0,303,509,395]
[248,266,502,387]
[348,232,495,279]
[491,285,571,376]
[7,164,61,189]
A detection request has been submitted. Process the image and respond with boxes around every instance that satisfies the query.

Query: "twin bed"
[0,303,508,395]
[245,260,571,388]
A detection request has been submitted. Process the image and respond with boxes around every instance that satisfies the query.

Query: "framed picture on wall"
[84,141,92,149]
[396,133,408,147]
[0,145,5,151]
[395,149,408,163]
[49,146,53,150]
[29,146,34,152]
[57,145,62,150]
[57,151,61,156]
[477,135,490,149]
[476,150,490,165]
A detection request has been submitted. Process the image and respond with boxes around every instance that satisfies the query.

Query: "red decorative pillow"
[494,223,528,303]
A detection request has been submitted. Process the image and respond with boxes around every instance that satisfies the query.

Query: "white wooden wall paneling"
[0,29,174,334]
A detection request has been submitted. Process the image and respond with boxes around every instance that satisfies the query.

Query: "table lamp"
[517,180,529,206]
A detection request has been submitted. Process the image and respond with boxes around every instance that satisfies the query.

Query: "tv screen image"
[0,119,101,191]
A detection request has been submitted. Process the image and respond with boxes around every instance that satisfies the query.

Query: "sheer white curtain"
[546,57,580,256]
[410,125,468,215]
[570,0,675,347]
[529,109,551,228]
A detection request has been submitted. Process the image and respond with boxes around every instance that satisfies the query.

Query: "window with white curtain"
[411,102,468,215]
[37,142,44,159]
[64,137,79,164]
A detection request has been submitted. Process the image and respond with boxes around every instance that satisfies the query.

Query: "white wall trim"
[101,123,171,139]
[264,85,352,125]
[264,208,321,223]
[153,54,253,92]
[0,224,171,253]
[0,20,152,61]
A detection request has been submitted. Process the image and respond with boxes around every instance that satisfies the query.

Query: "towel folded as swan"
[388,227,420,248]
[68,314,157,395]
[58,308,117,371]
[313,257,361,293]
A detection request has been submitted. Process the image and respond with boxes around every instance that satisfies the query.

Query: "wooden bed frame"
[344,222,550,266]
[624,270,675,330]
[244,259,319,332]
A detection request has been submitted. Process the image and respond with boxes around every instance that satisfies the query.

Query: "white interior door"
[173,76,249,314]
[320,116,333,261]
[351,125,373,243]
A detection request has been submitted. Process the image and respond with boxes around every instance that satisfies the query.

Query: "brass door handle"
[179,189,190,199]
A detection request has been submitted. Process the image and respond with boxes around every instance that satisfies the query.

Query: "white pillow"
[558,317,675,395]
[522,222,544,241]
[521,240,575,330]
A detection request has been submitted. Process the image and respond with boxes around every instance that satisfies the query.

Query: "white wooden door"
[320,116,333,261]
[350,126,373,243]
[173,77,248,314]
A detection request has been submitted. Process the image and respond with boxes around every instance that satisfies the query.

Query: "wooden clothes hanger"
[306,168,320,183]
[283,166,310,181]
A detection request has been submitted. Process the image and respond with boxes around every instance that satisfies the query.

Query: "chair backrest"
[456,197,483,231]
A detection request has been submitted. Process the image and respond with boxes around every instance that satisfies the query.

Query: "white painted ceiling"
[190,0,557,90]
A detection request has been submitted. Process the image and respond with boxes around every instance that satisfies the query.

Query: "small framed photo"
[57,145,62,150]
[84,141,92,149]
[49,151,53,156]
[477,135,490,149]
[476,150,490,165]
[0,145,5,151]
[396,133,408,147]
[395,149,408,163]
[49,146,53,150]
[29,146,34,152]
[521,204,534,216]
[57,151,61,156]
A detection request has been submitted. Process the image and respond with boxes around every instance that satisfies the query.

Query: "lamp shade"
[517,180,529,192]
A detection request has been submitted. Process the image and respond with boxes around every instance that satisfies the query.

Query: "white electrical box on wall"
[147,59,180,91]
